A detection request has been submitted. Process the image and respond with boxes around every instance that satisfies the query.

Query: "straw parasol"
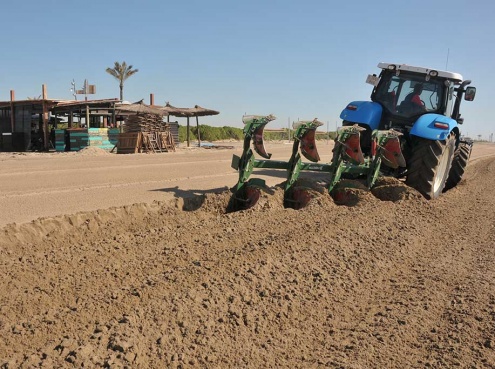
[115,101,167,116]
[160,103,219,147]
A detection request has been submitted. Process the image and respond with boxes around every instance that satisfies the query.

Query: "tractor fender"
[340,101,382,130]
[410,114,458,141]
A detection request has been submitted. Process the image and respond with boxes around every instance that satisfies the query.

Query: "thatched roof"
[115,101,167,116]
[159,103,219,117]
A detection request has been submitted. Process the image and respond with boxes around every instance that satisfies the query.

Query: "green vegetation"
[178,124,337,142]
[178,125,244,142]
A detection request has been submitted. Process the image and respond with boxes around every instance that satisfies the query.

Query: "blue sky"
[1,0,494,139]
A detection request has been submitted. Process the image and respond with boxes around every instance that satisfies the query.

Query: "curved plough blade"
[342,132,365,164]
[293,118,323,163]
[376,130,406,169]
[300,129,320,162]
[253,125,271,159]
[334,125,366,165]
[242,114,275,159]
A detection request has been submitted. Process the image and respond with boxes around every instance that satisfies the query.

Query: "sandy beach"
[1,141,495,368]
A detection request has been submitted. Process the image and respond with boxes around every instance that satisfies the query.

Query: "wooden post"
[186,116,190,147]
[149,93,154,106]
[69,110,73,128]
[85,105,90,128]
[112,102,119,132]
[42,84,49,150]
[10,90,15,132]
[196,115,201,147]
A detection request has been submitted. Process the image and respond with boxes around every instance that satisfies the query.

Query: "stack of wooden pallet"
[117,114,176,154]
[124,114,164,133]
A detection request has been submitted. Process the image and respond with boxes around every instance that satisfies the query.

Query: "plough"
[230,114,406,210]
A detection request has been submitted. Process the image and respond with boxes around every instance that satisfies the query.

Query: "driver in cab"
[404,83,426,111]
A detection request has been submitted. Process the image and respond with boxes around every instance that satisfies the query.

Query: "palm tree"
[105,61,139,101]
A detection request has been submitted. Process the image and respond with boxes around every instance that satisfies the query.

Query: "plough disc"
[230,179,265,211]
[284,186,314,210]
[331,179,368,206]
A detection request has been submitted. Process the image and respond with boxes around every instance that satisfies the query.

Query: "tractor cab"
[369,63,476,128]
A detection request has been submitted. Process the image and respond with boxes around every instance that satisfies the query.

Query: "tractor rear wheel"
[405,134,455,199]
[444,141,472,191]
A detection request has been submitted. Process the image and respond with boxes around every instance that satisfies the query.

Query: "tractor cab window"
[374,73,445,118]
[374,76,400,112]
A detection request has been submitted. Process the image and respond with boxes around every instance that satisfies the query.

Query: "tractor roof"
[378,62,463,82]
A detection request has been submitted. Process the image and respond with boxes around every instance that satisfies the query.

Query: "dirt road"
[1,142,495,368]
[0,141,326,227]
[0,142,494,228]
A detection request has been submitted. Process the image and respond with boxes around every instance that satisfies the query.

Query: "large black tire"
[405,134,455,199]
[444,141,472,191]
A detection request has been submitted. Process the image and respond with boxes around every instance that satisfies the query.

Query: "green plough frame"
[231,115,404,207]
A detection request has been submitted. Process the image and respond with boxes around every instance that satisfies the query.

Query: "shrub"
[178,124,338,142]
[179,124,243,142]
[178,125,197,142]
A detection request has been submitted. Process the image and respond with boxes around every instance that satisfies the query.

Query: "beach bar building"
[0,86,179,152]
[0,86,58,152]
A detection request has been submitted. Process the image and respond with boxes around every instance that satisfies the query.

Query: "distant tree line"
[178,125,337,142]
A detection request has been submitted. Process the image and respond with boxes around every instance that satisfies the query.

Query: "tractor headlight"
[429,70,438,77]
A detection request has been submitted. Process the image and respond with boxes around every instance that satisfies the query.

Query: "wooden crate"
[117,132,142,154]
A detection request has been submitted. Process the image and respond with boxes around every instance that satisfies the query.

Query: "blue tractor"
[230,63,476,210]
[340,62,476,199]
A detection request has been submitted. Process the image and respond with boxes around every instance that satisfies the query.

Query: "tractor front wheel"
[405,134,455,199]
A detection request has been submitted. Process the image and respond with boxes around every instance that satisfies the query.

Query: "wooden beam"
[42,101,49,150]
[42,85,49,150]
[186,117,190,147]
[10,90,15,132]
[85,105,90,128]
[196,115,201,147]
[112,102,118,132]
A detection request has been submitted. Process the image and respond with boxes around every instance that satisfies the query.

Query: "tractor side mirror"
[366,74,380,86]
[464,86,476,101]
